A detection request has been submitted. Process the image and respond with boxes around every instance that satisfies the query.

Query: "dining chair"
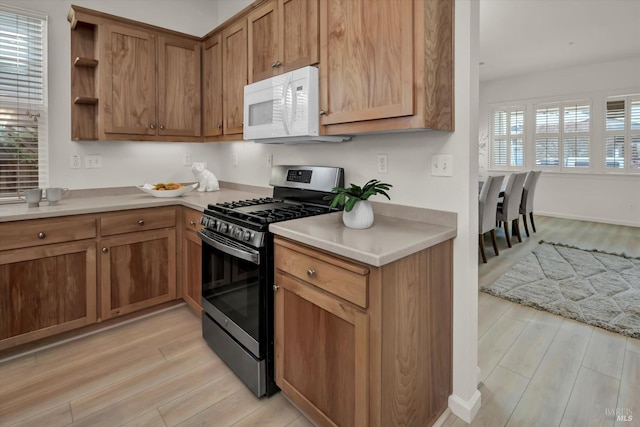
[519,170,542,237]
[479,175,505,263]
[496,172,527,248]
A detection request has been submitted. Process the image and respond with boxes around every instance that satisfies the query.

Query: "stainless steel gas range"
[197,165,344,397]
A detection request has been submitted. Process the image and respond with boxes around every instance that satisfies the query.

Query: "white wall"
[5,0,221,190]
[10,0,481,421]
[479,57,640,226]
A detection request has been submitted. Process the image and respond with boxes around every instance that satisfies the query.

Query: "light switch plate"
[85,154,102,169]
[431,154,453,177]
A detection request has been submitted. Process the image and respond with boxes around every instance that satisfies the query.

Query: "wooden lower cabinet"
[274,236,453,427]
[100,228,176,320]
[0,240,97,351]
[181,208,202,313]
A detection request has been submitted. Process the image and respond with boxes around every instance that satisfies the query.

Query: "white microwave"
[243,66,350,144]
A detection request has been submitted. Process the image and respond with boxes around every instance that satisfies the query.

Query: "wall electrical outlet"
[267,153,273,167]
[70,155,81,169]
[183,154,191,166]
[85,154,102,169]
[233,153,239,167]
[431,154,453,177]
[377,154,388,174]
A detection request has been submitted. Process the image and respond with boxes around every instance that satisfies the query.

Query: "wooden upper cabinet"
[222,20,248,136]
[319,0,414,126]
[203,34,223,137]
[319,0,454,133]
[103,24,156,136]
[248,0,279,83]
[248,0,319,83]
[279,0,319,73]
[157,36,202,137]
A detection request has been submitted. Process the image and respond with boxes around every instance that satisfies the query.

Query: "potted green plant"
[329,179,392,229]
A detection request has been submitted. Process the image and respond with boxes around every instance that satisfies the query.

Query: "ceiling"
[479,0,640,82]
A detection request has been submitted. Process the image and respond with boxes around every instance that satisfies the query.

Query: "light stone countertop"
[270,208,457,267]
[0,186,269,222]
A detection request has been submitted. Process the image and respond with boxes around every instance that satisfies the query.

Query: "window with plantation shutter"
[535,101,590,170]
[490,106,525,169]
[0,5,48,199]
[605,95,640,173]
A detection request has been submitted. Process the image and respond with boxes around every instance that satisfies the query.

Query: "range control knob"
[220,223,229,233]
[200,217,207,226]
[243,231,252,241]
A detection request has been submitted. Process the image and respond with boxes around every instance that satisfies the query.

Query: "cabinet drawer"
[275,241,369,309]
[182,207,202,233]
[0,216,97,251]
[101,207,176,236]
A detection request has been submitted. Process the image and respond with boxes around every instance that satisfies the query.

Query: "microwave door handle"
[282,75,291,135]
[289,80,297,129]
[197,230,260,265]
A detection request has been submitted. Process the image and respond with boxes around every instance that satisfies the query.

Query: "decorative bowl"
[136,183,198,198]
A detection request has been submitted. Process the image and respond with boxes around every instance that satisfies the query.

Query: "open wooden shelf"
[74,97,98,105]
[73,57,98,68]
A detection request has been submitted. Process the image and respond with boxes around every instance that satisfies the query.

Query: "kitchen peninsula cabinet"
[0,216,98,351]
[181,208,202,313]
[99,208,177,320]
[247,0,319,83]
[319,0,454,134]
[274,236,453,426]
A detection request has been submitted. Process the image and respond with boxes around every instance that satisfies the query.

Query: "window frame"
[0,4,48,201]
[603,94,640,174]
[489,105,526,171]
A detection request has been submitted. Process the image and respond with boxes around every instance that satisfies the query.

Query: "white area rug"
[481,242,640,339]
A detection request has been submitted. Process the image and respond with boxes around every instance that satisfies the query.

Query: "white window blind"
[491,107,525,169]
[605,95,640,173]
[535,101,590,170]
[0,5,48,199]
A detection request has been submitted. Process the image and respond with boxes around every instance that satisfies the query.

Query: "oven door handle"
[197,230,260,265]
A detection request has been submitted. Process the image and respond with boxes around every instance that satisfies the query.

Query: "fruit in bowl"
[137,182,198,198]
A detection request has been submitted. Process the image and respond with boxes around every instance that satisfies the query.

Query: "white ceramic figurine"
[191,162,220,192]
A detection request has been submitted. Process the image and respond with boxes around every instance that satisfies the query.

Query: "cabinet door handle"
[138,219,144,225]
[217,124,222,129]
[159,125,166,131]
[273,284,279,292]
[102,247,108,253]
[307,269,315,278]
[271,60,282,68]
[149,124,156,130]
[189,220,196,226]
[38,232,45,239]
[319,110,326,116]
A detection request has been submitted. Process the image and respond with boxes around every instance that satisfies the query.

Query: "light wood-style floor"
[1,216,638,427]
[444,215,640,427]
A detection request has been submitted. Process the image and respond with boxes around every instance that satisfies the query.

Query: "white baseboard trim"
[535,212,640,228]
[448,390,482,423]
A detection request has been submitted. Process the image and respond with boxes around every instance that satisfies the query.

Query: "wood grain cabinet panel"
[202,33,223,137]
[181,208,202,313]
[319,0,454,133]
[279,0,319,73]
[248,0,279,83]
[274,236,453,426]
[157,36,202,137]
[101,207,176,236]
[103,24,157,136]
[0,241,97,351]
[222,20,248,136]
[100,228,176,320]
[0,216,96,251]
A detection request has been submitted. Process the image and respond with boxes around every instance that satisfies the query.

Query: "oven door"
[198,229,266,358]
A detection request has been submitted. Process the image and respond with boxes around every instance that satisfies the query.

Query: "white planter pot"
[342,200,374,229]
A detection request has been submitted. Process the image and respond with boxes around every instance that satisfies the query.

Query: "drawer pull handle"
[102,247,108,253]
[307,269,315,278]
[38,232,45,239]
[138,220,144,225]
[273,284,279,292]
[189,221,196,226]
